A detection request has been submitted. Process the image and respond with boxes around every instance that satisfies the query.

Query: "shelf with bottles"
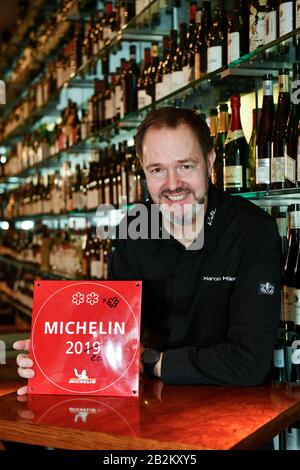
[238,188,300,203]
[0,288,32,320]
[4,1,300,160]
[0,255,71,281]
[1,0,170,137]
[4,30,300,184]
[0,226,108,279]
[3,0,81,107]
[0,222,112,315]
[0,0,49,84]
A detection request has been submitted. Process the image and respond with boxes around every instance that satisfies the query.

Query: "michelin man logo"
[69,368,96,384]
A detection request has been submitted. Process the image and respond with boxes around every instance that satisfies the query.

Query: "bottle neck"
[229,104,242,131]
[278,73,289,95]
[218,111,229,133]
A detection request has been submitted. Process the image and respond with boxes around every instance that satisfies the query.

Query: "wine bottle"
[286,421,300,449]
[209,107,218,142]
[285,63,300,188]
[249,0,266,52]
[264,0,278,46]
[187,1,198,82]
[122,45,140,115]
[224,95,250,193]
[256,74,275,191]
[137,47,152,110]
[147,42,160,103]
[271,68,290,190]
[155,36,169,101]
[207,0,227,73]
[272,205,289,271]
[212,103,229,190]
[273,339,286,382]
[172,23,188,92]
[283,204,300,337]
[227,0,249,63]
[194,1,212,79]
[249,108,261,191]
[290,345,300,383]
[279,0,294,36]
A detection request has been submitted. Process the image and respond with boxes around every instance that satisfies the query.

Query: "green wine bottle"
[224,95,250,193]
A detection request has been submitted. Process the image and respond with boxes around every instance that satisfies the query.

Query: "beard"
[159,182,208,226]
[159,198,205,226]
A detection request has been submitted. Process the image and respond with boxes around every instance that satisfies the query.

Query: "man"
[14,107,281,392]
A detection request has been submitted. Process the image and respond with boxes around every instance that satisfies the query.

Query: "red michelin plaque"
[28,280,142,397]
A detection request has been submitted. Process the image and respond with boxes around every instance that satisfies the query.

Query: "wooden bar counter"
[0,376,300,450]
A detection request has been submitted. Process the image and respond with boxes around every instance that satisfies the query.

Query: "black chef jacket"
[110,183,281,386]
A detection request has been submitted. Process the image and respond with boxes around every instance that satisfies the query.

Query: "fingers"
[17,385,29,396]
[17,367,35,380]
[13,339,31,351]
[16,354,33,368]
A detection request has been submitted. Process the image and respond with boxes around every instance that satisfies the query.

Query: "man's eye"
[151,168,162,174]
[180,164,193,170]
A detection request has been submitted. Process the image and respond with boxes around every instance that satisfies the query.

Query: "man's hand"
[13,339,35,396]
[154,353,163,378]
[140,344,163,378]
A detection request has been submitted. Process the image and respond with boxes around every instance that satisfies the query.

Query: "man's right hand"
[13,339,35,396]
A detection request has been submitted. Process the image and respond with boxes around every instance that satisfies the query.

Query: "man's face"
[142,124,215,225]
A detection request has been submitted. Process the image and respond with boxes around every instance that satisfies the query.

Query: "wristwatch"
[141,348,161,379]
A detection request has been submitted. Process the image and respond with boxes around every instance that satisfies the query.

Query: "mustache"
[160,187,192,197]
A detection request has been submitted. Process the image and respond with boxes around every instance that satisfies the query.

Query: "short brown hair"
[135,107,214,162]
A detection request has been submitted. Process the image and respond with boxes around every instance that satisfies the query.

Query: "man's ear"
[207,149,216,177]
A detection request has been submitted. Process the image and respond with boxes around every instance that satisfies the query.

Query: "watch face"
[142,348,160,365]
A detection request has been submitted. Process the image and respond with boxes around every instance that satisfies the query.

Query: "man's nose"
[166,170,181,191]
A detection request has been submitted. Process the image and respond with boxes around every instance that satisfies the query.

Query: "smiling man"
[111,106,281,386]
[15,107,281,391]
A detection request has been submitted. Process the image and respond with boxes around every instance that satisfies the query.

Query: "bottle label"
[297,0,300,28]
[87,187,98,210]
[249,11,265,52]
[285,154,296,184]
[263,79,273,96]
[90,260,101,279]
[106,97,114,120]
[207,46,222,73]
[256,157,270,184]
[297,137,300,182]
[290,211,300,229]
[114,85,122,117]
[283,285,295,322]
[279,72,290,93]
[294,288,300,326]
[194,52,201,81]
[225,129,245,146]
[286,428,300,450]
[274,348,285,368]
[161,74,172,98]
[138,89,151,110]
[172,70,186,92]
[279,2,293,37]
[228,32,240,63]
[224,165,243,189]
[155,81,164,101]
[276,217,287,237]
[271,157,285,183]
[292,348,300,365]
[265,10,277,44]
[104,178,110,204]
[183,65,192,84]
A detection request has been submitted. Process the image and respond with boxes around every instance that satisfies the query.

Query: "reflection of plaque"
[26,394,140,437]
[28,281,142,397]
